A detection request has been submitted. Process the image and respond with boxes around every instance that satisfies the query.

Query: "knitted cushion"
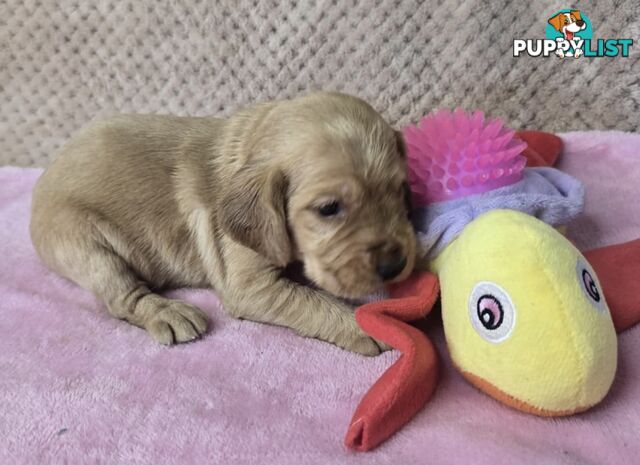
[1,0,638,167]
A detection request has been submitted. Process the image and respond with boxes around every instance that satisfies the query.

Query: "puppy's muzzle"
[374,242,407,281]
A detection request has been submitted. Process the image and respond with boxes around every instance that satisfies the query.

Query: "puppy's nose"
[376,245,407,281]
[576,19,585,27]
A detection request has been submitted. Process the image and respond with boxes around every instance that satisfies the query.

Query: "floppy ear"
[395,130,407,158]
[571,10,582,21]
[395,130,413,215]
[548,13,564,32]
[219,166,292,267]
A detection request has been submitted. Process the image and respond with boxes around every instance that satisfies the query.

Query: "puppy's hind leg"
[32,213,208,345]
[78,247,209,344]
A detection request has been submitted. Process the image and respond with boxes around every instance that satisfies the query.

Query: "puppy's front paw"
[341,332,383,356]
[335,325,393,356]
[329,313,392,356]
[145,301,209,345]
[375,340,393,352]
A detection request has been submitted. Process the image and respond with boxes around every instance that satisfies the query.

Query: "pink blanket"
[1,131,639,465]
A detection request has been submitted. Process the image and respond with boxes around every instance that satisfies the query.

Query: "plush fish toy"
[344,111,640,451]
[432,208,616,415]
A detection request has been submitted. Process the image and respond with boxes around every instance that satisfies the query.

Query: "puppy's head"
[219,92,416,299]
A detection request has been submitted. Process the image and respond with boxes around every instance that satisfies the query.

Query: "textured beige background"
[1,0,639,167]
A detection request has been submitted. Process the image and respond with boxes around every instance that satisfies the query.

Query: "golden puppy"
[30,92,416,355]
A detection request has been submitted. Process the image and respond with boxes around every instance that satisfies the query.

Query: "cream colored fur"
[30,92,415,355]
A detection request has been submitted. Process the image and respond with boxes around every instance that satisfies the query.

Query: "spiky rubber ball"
[404,109,527,205]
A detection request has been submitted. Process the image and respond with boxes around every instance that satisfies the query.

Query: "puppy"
[30,92,416,355]
[548,10,586,58]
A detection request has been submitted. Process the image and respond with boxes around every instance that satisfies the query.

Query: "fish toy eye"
[468,282,516,343]
[477,295,504,330]
[576,259,607,313]
[582,269,600,302]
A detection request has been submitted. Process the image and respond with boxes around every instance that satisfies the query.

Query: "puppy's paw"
[335,324,392,356]
[145,301,209,345]
[341,332,383,356]
[374,339,393,352]
[328,313,392,356]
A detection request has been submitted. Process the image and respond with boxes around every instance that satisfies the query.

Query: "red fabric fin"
[345,272,440,451]
[584,239,640,333]
[516,131,563,168]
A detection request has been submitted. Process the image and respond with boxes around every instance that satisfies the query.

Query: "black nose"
[376,254,407,281]
[576,19,585,27]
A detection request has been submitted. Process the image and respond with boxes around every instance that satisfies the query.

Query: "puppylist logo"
[513,9,633,59]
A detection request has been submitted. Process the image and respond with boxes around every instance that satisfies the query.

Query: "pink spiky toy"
[404,109,528,205]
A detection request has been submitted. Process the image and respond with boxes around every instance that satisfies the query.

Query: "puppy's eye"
[317,201,341,217]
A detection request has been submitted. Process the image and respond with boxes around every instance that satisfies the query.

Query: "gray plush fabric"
[2,0,639,167]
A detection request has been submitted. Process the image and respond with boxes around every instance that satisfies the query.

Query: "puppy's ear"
[571,10,582,21]
[402,181,413,219]
[548,13,564,32]
[395,130,407,158]
[219,167,292,267]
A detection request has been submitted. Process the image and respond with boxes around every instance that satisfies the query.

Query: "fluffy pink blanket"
[1,132,639,465]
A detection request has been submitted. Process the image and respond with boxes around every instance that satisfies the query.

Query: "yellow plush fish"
[346,208,622,452]
[431,209,617,415]
[345,118,626,452]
